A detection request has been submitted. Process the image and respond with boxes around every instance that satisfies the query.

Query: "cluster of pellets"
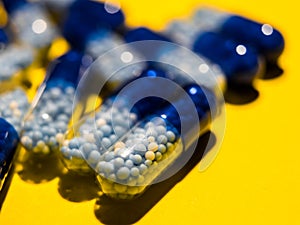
[0,89,29,133]
[60,98,138,173]
[21,83,75,154]
[0,45,34,81]
[94,117,181,200]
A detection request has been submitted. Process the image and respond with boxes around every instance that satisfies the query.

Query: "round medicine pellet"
[88,150,101,164]
[155,152,163,161]
[125,160,134,168]
[145,160,152,166]
[166,131,176,142]
[139,164,148,175]
[116,167,130,180]
[103,162,114,174]
[148,142,158,152]
[132,154,143,165]
[130,167,140,177]
[134,143,147,154]
[113,157,125,169]
[157,135,168,144]
[145,151,155,161]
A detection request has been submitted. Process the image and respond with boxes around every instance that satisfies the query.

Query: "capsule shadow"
[57,171,100,203]
[16,148,64,184]
[224,84,259,105]
[0,164,15,211]
[262,62,284,80]
[94,131,215,225]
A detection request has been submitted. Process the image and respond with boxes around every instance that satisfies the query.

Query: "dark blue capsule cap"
[46,50,86,89]
[111,65,171,119]
[0,28,9,45]
[221,15,285,62]
[156,84,213,134]
[0,118,19,180]
[124,27,172,43]
[193,31,260,85]
[1,0,27,14]
[131,66,171,119]
[63,0,125,50]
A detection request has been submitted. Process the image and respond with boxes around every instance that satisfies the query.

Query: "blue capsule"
[94,82,217,199]
[63,0,125,50]
[193,8,284,63]
[220,16,284,62]
[0,118,19,181]
[70,0,124,28]
[192,31,260,85]
[125,27,259,86]
[59,63,187,173]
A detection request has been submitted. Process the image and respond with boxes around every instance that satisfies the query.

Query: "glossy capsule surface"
[95,84,216,200]
[193,8,285,62]
[63,0,125,50]
[0,118,19,185]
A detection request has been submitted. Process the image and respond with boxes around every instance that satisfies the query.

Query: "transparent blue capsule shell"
[95,84,216,200]
[60,65,177,174]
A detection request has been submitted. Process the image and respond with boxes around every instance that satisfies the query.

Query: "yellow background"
[1,0,300,224]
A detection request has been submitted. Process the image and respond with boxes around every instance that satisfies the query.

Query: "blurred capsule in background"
[125,27,259,88]
[0,89,29,133]
[63,0,125,51]
[165,7,284,78]
[0,44,34,83]
[1,0,58,49]
[61,0,146,97]
[192,31,260,86]
[124,27,226,94]
[0,28,32,133]
[0,27,34,84]
[193,8,284,64]
[1,0,65,92]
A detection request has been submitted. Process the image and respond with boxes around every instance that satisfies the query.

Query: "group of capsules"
[0,0,284,200]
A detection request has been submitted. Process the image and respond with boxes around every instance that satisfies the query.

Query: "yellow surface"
[1,0,300,224]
